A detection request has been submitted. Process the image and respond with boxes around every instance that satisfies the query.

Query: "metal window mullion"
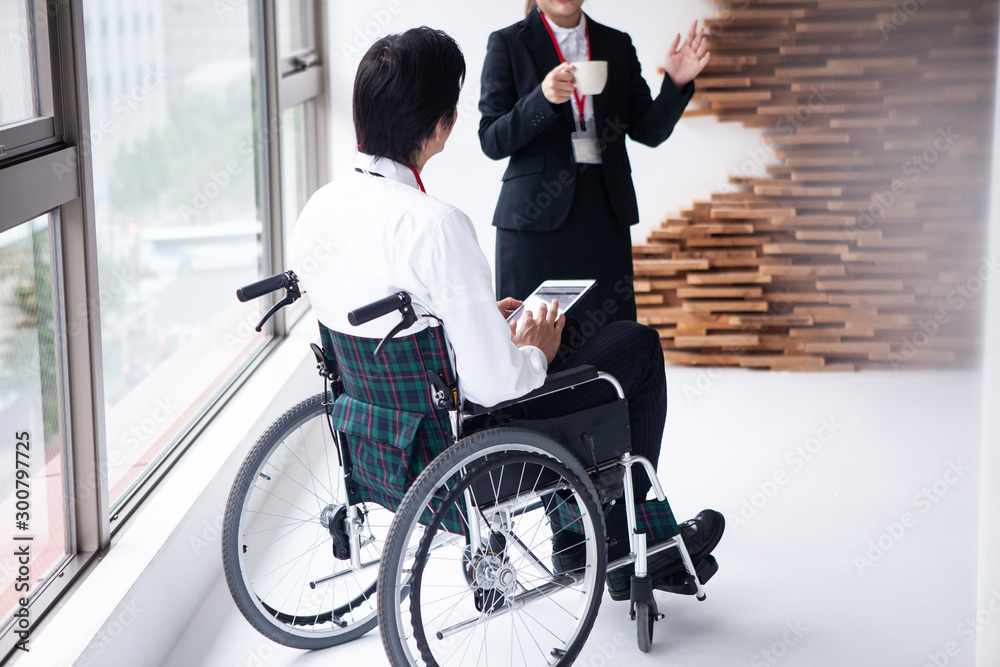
[34,0,57,121]
[277,60,323,111]
[304,101,319,195]
[311,0,329,189]
[48,211,77,556]
[56,0,110,553]
[0,146,79,233]
[0,118,60,163]
[41,0,64,137]
[256,0,285,336]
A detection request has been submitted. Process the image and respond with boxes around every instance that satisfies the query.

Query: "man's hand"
[497,297,522,321]
[542,63,576,105]
[512,300,566,364]
[665,21,710,90]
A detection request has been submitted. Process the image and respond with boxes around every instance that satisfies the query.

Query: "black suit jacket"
[479,10,694,232]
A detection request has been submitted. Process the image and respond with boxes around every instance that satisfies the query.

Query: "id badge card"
[571,126,602,164]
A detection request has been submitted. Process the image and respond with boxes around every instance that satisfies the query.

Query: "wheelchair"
[223,271,717,663]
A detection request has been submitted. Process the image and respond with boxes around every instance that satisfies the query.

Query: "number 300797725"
[15,432,30,530]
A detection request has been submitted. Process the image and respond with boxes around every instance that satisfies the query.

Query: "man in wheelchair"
[289,27,723,610]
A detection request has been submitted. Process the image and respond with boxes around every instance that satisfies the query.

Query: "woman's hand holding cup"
[542,63,576,105]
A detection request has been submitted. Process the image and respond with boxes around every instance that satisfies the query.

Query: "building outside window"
[81,0,266,507]
[0,0,326,650]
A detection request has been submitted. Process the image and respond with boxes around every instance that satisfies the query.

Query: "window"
[1,0,328,655]
[81,0,267,507]
[271,0,326,323]
[0,214,70,632]
[0,0,60,162]
[280,101,319,269]
[0,0,38,126]
[277,0,311,55]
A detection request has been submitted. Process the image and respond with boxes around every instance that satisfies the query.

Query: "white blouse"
[289,152,549,407]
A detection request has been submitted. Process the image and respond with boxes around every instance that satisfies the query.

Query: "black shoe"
[606,509,725,601]
[655,555,719,595]
[680,509,725,563]
[551,530,587,574]
[607,544,683,601]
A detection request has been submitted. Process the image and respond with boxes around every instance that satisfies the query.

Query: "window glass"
[0,214,69,622]
[280,102,316,269]
[82,0,266,506]
[0,0,39,127]
[276,0,310,55]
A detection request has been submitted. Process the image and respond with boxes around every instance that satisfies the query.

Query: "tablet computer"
[506,279,597,324]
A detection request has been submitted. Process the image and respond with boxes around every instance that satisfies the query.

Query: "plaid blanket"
[321,323,454,515]
[320,323,678,541]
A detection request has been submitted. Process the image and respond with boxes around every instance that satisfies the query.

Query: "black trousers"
[495,164,637,333]
[525,320,668,559]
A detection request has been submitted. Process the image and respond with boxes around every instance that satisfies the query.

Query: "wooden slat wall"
[636,0,998,370]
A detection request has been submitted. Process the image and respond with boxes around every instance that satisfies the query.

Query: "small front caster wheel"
[635,600,654,652]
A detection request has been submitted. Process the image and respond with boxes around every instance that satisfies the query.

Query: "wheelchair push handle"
[235,271,302,332]
[237,271,297,302]
[348,292,410,326]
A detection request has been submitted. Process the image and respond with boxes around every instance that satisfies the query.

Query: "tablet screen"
[506,279,596,324]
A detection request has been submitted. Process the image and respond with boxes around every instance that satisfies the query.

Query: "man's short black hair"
[353,27,466,166]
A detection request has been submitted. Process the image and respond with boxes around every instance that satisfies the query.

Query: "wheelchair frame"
[227,271,713,660]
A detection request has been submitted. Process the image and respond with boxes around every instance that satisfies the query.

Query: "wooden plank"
[634,0,991,371]
[674,334,761,348]
[815,279,905,291]
[728,314,816,326]
[803,341,892,355]
[759,264,846,277]
[686,272,773,285]
[661,350,742,366]
[682,301,771,313]
[632,259,711,274]
[676,287,765,298]
[827,293,917,306]
[763,243,851,255]
[739,356,827,371]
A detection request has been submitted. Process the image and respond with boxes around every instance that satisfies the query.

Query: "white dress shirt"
[549,13,596,137]
[289,153,549,407]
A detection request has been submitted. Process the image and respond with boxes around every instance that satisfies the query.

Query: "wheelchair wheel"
[378,428,606,667]
[222,393,391,649]
[635,601,653,653]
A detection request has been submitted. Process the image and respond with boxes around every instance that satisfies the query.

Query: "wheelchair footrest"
[656,555,718,596]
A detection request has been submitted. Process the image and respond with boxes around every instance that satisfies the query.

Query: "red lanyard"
[538,11,591,132]
[356,163,426,193]
[355,146,426,193]
[406,164,426,193]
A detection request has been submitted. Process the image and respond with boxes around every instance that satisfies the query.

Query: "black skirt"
[495,164,636,333]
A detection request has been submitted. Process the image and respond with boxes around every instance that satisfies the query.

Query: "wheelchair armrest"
[463,365,600,417]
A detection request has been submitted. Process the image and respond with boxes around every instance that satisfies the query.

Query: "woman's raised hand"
[665,21,710,89]
[542,63,576,105]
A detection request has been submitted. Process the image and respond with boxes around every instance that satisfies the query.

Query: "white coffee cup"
[569,60,608,95]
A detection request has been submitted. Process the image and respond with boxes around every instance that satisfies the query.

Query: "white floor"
[163,366,984,667]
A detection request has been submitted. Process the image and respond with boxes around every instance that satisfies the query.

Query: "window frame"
[264,0,328,333]
[0,0,64,163]
[0,0,331,657]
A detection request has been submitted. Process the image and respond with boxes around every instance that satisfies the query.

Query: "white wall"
[325,0,762,276]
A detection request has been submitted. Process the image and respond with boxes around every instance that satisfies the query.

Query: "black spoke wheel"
[222,393,392,649]
[378,428,606,667]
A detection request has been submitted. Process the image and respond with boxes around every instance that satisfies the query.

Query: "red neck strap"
[356,151,427,193]
[406,164,426,193]
[538,11,591,129]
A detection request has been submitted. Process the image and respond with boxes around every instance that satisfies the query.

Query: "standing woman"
[480,0,709,332]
